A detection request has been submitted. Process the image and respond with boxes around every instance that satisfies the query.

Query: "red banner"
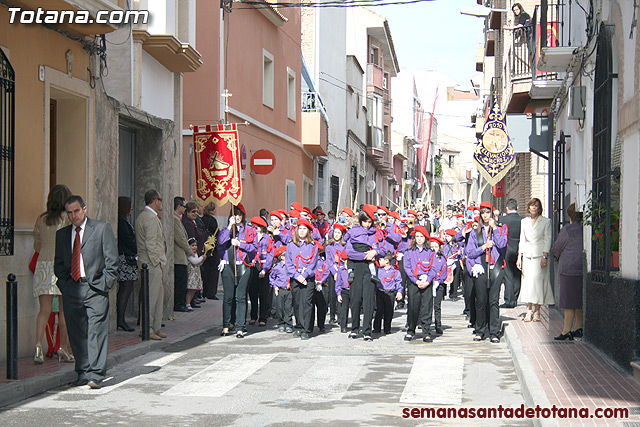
[193,123,242,207]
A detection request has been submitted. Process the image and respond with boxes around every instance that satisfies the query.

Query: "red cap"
[289,210,301,219]
[479,201,492,210]
[278,209,289,218]
[389,211,400,220]
[270,210,284,220]
[291,202,302,211]
[474,215,480,222]
[309,213,317,220]
[407,209,418,216]
[250,216,267,228]
[363,204,377,222]
[316,209,325,216]
[235,203,246,216]
[340,250,348,260]
[429,236,443,246]
[296,219,313,230]
[341,207,354,217]
[377,205,390,214]
[274,245,286,258]
[455,214,463,218]
[302,207,312,215]
[445,229,457,236]
[333,224,347,235]
[414,225,429,238]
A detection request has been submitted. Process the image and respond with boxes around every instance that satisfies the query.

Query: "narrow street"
[0,301,528,426]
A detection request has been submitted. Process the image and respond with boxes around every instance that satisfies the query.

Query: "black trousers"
[339,287,351,329]
[463,266,476,325]
[328,275,338,322]
[249,267,271,323]
[448,265,462,298]
[433,282,446,328]
[173,264,188,309]
[407,282,433,335]
[398,258,408,305]
[349,260,375,336]
[311,285,328,330]
[221,264,251,332]
[291,280,314,333]
[474,269,504,339]
[503,249,521,306]
[275,287,293,328]
[373,289,395,333]
[201,252,220,299]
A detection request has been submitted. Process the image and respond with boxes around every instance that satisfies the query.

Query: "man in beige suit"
[173,196,192,312]
[135,190,167,340]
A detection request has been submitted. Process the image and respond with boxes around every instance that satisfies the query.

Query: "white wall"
[141,51,175,120]
[147,0,176,37]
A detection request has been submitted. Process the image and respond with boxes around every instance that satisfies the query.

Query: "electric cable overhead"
[235,0,436,9]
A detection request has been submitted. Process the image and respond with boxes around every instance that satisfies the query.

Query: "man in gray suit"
[500,198,523,308]
[54,195,118,389]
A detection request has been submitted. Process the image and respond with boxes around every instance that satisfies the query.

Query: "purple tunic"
[269,262,289,289]
[255,233,274,273]
[464,225,508,275]
[324,242,345,275]
[344,225,387,261]
[285,240,319,282]
[431,254,448,282]
[273,226,292,248]
[403,247,435,284]
[334,266,350,296]
[218,224,258,264]
[377,266,403,292]
[315,258,330,284]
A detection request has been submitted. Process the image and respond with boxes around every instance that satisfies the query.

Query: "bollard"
[6,274,18,380]
[140,264,150,341]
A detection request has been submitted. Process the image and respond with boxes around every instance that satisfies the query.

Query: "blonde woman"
[32,184,74,363]
[517,198,554,322]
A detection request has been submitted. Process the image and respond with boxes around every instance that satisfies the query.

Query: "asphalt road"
[0,298,531,426]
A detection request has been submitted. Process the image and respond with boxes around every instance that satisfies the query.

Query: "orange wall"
[183,3,311,215]
[0,8,90,228]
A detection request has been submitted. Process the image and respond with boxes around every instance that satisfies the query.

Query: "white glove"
[419,274,429,282]
[471,263,485,278]
[315,285,323,292]
[396,253,404,261]
[432,280,440,297]
[446,259,454,266]
[218,261,226,272]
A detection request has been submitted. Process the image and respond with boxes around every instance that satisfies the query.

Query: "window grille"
[0,48,15,256]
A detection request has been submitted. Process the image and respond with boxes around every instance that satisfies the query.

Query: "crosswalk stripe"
[400,356,464,405]
[143,352,186,367]
[285,356,367,402]
[161,353,276,397]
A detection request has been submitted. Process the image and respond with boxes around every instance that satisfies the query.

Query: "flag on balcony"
[193,123,243,207]
[473,100,515,186]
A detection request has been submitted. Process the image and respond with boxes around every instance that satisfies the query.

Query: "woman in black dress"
[117,196,138,332]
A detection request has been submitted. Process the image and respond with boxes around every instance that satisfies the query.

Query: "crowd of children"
[211,201,507,343]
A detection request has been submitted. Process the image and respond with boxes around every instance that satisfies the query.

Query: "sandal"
[404,333,414,341]
[490,337,500,343]
[523,311,533,322]
[258,321,267,327]
[532,311,541,322]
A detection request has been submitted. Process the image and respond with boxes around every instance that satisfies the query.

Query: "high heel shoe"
[554,332,573,341]
[117,322,135,332]
[34,345,44,364]
[523,310,533,322]
[571,328,583,338]
[58,348,75,363]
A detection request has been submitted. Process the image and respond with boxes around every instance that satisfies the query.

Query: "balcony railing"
[369,126,383,150]
[366,63,384,90]
[302,91,326,115]
[511,2,566,81]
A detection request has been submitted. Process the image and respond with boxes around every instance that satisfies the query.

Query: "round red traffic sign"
[251,150,276,175]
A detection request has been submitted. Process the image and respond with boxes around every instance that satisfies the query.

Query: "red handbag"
[29,251,39,274]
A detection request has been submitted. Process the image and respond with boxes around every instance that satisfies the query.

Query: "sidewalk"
[503,305,640,426]
[0,299,222,408]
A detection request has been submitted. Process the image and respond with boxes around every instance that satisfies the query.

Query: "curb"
[503,321,559,427]
[0,321,220,409]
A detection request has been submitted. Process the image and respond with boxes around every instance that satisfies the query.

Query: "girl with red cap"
[324,224,347,325]
[372,253,403,335]
[248,216,275,327]
[334,250,352,333]
[443,229,462,301]
[269,211,291,248]
[402,225,438,342]
[285,219,319,340]
[428,236,448,336]
[217,205,258,338]
[270,246,293,333]
[344,205,387,341]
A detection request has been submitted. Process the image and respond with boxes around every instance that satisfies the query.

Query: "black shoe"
[293,330,301,337]
[117,322,135,332]
[490,336,501,343]
[300,332,310,340]
[174,306,189,312]
[220,331,232,336]
[236,331,246,338]
[554,332,573,341]
[87,380,101,389]
[396,302,405,309]
[191,302,201,308]
[72,378,88,387]
[571,328,583,338]
[467,323,474,328]
[450,297,459,302]
[384,330,391,334]
[473,334,485,341]
[404,333,414,341]
[329,318,337,324]
[285,327,294,333]
[318,326,325,333]
[363,335,373,342]
[340,327,347,333]
[372,329,381,334]
[435,328,443,335]
[499,303,508,308]
[348,332,358,339]
[422,335,432,343]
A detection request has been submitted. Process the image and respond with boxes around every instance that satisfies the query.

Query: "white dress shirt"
[71,217,88,278]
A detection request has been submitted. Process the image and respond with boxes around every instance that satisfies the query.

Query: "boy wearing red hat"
[334,250,352,333]
[247,216,275,327]
[270,246,293,333]
[324,224,347,325]
[315,209,331,241]
[443,229,463,301]
[429,236,448,336]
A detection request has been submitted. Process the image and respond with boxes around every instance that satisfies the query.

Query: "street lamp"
[460,6,507,18]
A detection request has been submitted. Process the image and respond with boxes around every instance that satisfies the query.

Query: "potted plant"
[582,191,620,268]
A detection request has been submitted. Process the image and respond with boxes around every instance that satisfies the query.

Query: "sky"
[377,0,484,85]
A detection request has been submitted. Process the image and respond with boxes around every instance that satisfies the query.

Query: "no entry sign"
[250,149,276,175]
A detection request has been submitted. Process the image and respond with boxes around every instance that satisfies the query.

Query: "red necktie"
[71,226,82,281]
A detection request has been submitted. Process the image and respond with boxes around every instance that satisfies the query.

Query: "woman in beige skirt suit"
[517,198,554,322]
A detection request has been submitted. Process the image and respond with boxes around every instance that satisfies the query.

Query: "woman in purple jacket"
[344,205,387,341]
[464,202,507,343]
[217,204,258,338]
[286,219,319,340]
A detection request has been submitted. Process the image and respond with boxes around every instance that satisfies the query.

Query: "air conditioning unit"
[568,86,586,120]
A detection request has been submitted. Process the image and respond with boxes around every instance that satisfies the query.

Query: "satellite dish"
[365,180,376,193]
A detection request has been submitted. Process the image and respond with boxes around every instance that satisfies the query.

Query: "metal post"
[6,274,18,380]
[140,264,150,341]
[548,112,555,293]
